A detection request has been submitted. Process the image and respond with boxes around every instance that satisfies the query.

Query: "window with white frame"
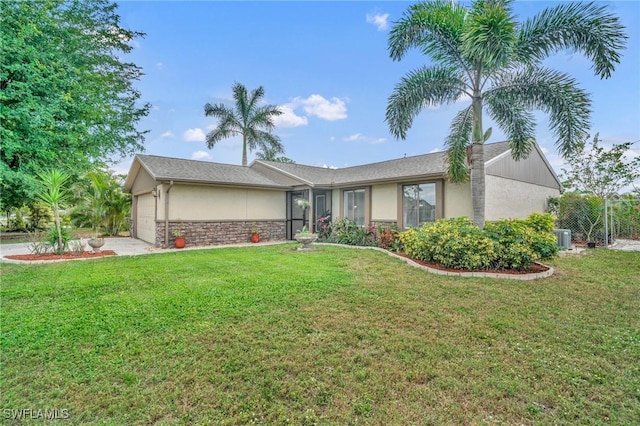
[403,183,436,228]
[343,189,365,226]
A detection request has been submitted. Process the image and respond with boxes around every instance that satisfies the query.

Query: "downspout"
[164,180,174,248]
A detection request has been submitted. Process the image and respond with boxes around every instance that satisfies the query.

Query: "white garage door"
[136,193,156,244]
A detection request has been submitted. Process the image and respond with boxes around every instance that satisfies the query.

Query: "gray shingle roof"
[258,141,512,186]
[134,155,289,188]
[129,141,513,189]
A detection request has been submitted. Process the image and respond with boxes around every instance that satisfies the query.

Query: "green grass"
[1,245,639,425]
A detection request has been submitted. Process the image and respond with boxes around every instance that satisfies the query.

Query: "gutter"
[164,180,174,248]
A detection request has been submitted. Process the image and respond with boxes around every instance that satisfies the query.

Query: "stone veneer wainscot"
[155,220,286,247]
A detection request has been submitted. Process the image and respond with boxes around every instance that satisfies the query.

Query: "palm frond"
[246,85,266,115]
[516,2,626,78]
[484,92,535,160]
[205,118,238,149]
[386,66,466,140]
[248,105,282,131]
[445,106,473,183]
[388,0,467,69]
[204,102,233,120]
[490,67,590,158]
[232,82,249,122]
[462,0,517,71]
[245,128,283,158]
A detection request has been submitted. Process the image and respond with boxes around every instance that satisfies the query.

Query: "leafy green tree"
[35,169,71,254]
[386,0,626,227]
[204,82,284,166]
[561,133,640,199]
[1,0,149,212]
[27,202,53,231]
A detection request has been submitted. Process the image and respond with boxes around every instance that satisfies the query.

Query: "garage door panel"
[136,194,156,244]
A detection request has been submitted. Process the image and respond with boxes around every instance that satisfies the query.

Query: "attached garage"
[135,193,156,243]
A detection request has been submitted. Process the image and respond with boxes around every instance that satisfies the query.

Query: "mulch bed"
[394,252,549,275]
[5,251,117,261]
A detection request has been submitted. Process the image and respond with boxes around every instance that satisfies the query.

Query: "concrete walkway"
[610,239,640,252]
[0,237,289,263]
[1,237,154,259]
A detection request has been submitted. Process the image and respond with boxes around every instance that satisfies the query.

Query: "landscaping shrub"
[46,225,72,253]
[400,218,496,270]
[484,219,538,270]
[324,217,377,246]
[524,212,555,233]
[377,225,400,251]
[399,214,559,271]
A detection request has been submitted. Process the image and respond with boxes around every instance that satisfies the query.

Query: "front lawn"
[1,245,638,424]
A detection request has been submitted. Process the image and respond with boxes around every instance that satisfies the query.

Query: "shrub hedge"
[399,213,559,271]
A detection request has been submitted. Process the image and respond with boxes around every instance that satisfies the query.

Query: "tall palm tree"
[386,0,626,227]
[255,146,295,163]
[204,82,284,166]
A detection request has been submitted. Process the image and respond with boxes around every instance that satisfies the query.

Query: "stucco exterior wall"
[130,167,156,195]
[157,184,285,221]
[444,181,472,218]
[371,183,397,221]
[485,175,560,220]
[331,189,341,218]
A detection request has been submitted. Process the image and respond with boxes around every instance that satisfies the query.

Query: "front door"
[286,190,308,240]
[312,190,331,234]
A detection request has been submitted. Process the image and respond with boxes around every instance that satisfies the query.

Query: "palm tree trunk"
[242,134,248,166]
[470,143,485,228]
[471,96,485,228]
[54,208,63,254]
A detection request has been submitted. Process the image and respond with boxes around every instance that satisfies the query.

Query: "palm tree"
[35,169,71,254]
[71,169,131,236]
[386,0,626,227]
[255,146,295,163]
[204,82,284,166]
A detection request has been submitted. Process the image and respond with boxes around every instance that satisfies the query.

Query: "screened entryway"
[286,189,331,239]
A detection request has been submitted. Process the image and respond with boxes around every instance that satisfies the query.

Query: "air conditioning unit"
[553,229,572,250]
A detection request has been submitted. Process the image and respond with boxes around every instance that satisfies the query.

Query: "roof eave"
[253,160,317,186]
[154,177,289,190]
[333,172,446,187]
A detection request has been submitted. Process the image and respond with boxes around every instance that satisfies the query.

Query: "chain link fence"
[548,194,640,247]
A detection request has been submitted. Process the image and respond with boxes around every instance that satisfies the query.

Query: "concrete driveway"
[1,237,155,260]
[1,237,288,263]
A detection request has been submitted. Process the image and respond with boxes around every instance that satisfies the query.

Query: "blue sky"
[114,0,640,181]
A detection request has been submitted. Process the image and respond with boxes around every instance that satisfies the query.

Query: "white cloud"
[191,150,212,161]
[183,128,206,142]
[429,147,443,154]
[273,105,308,127]
[344,133,365,142]
[329,136,336,141]
[160,131,174,138]
[156,62,164,70]
[291,94,347,121]
[344,133,387,144]
[152,104,160,111]
[366,12,389,31]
